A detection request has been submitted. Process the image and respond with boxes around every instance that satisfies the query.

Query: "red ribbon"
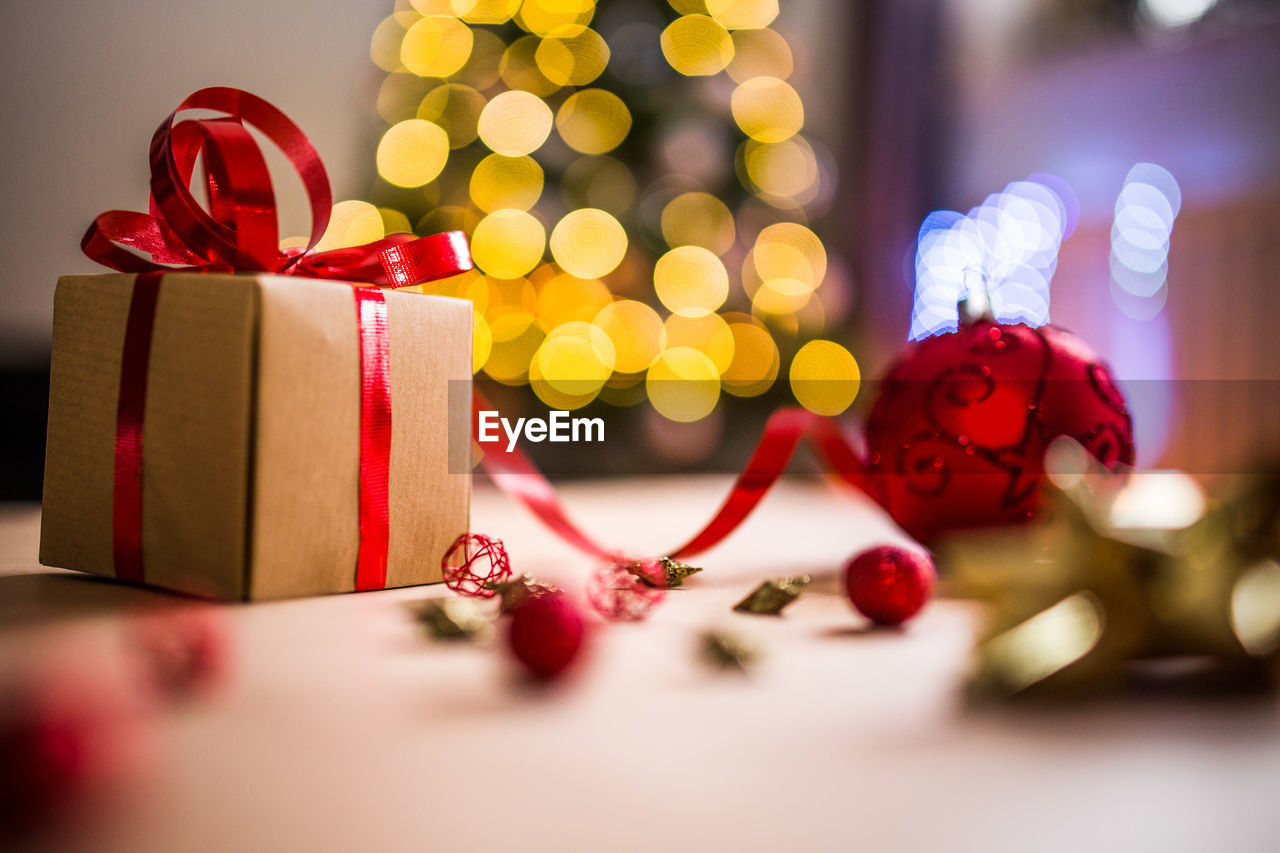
[473,391,867,564]
[91,88,472,590]
[354,289,392,591]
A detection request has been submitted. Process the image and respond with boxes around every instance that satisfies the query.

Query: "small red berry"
[844,545,935,626]
[506,591,589,681]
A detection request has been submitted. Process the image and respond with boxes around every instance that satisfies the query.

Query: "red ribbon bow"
[88,87,473,592]
[82,86,470,285]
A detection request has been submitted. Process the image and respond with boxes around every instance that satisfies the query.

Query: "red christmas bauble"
[864,320,1133,544]
[507,591,589,681]
[844,545,935,625]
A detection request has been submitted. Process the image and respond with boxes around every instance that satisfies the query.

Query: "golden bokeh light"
[535,321,616,397]
[416,204,483,237]
[401,15,474,78]
[377,73,432,124]
[529,358,601,410]
[789,340,860,416]
[484,274,538,319]
[731,76,803,143]
[378,207,413,235]
[654,246,729,317]
[537,272,612,328]
[556,89,632,155]
[727,27,792,82]
[469,153,544,212]
[660,191,736,256]
[452,0,520,25]
[499,35,562,97]
[472,312,493,373]
[314,200,385,252]
[593,300,665,373]
[478,89,555,155]
[660,15,734,76]
[536,25,610,87]
[483,312,544,385]
[550,208,628,278]
[663,313,735,374]
[517,0,596,36]
[376,119,450,187]
[371,13,417,73]
[755,222,827,286]
[411,0,458,13]
[367,0,836,419]
[416,268,489,313]
[706,0,778,30]
[418,84,487,149]
[561,155,637,216]
[471,210,546,278]
[457,28,506,90]
[647,347,721,422]
[722,319,780,397]
[751,276,812,315]
[744,137,818,200]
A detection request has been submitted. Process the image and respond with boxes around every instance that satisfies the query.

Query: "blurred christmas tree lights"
[347,0,854,422]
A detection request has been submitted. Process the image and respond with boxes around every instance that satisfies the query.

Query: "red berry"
[844,546,935,626]
[506,591,588,681]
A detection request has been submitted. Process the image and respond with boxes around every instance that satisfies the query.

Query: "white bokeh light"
[910,175,1070,340]
[1110,162,1181,318]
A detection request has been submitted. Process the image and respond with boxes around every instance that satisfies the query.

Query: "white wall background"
[0,0,391,362]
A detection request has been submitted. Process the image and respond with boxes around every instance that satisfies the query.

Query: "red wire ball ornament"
[586,563,666,621]
[507,590,589,681]
[442,533,512,598]
[844,545,936,626]
[127,606,229,703]
[864,319,1134,545]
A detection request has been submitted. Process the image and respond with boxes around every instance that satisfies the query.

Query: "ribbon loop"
[83,86,469,289]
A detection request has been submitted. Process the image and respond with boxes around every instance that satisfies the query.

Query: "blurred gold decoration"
[413,597,495,642]
[946,442,1280,699]
[364,0,849,421]
[734,575,809,615]
[700,628,760,672]
[487,574,560,613]
[632,556,703,588]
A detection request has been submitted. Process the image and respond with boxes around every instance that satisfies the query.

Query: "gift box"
[41,273,472,600]
[39,88,476,600]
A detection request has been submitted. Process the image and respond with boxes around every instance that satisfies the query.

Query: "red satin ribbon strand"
[379,231,475,288]
[353,288,392,591]
[472,390,867,562]
[474,405,617,559]
[669,407,819,559]
[112,273,164,583]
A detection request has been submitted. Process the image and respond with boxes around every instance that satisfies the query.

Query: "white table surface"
[1,477,1278,853]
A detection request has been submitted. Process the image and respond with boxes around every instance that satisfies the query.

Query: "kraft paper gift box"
[39,272,472,600]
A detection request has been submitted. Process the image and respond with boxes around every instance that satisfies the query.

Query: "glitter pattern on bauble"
[864,320,1133,545]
